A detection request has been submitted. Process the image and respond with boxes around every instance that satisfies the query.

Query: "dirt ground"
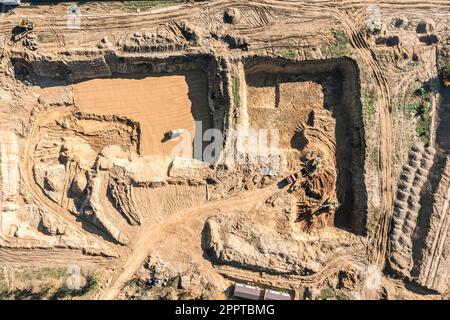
[0,0,449,301]
[73,71,210,157]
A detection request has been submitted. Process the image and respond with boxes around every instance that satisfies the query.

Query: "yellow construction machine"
[18,19,34,30]
[13,18,34,42]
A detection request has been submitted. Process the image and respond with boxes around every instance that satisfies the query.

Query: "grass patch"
[0,266,103,300]
[362,90,376,116]
[393,98,431,145]
[415,85,430,98]
[442,60,450,74]
[50,274,100,300]
[232,77,240,109]
[320,287,350,300]
[334,290,351,300]
[0,279,7,293]
[367,207,381,238]
[37,34,56,44]
[439,60,450,86]
[416,103,431,144]
[320,288,335,299]
[392,101,421,117]
[322,31,350,57]
[15,267,67,282]
[278,48,297,60]
[122,0,184,11]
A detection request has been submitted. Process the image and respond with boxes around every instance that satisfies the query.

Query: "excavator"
[303,194,340,219]
[300,156,321,177]
[296,194,339,228]
[18,18,34,30]
[319,194,339,213]
[13,18,34,42]
[279,156,322,191]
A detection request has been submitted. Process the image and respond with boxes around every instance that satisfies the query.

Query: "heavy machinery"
[278,156,322,190]
[300,156,321,177]
[286,172,299,184]
[296,194,339,229]
[12,18,34,42]
[168,128,187,139]
[162,128,188,143]
[319,195,339,212]
[18,18,34,30]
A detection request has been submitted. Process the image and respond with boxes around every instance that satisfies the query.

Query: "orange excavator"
[279,156,322,191]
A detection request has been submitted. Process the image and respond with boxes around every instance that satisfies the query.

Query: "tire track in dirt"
[0,247,112,267]
[99,184,279,300]
[328,7,394,269]
[215,250,367,290]
[20,108,117,256]
[0,1,448,36]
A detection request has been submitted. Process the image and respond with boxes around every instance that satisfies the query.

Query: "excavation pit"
[13,54,218,161]
[244,57,367,234]
[73,71,211,158]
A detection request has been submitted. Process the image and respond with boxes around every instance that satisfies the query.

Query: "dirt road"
[0,247,112,267]
[100,184,278,300]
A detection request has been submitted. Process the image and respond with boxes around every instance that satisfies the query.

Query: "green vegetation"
[125,275,182,300]
[37,34,56,44]
[275,41,298,60]
[0,273,7,293]
[320,288,334,299]
[415,86,427,97]
[367,207,381,238]
[278,47,297,60]
[319,287,350,300]
[0,267,102,300]
[322,31,350,57]
[393,98,431,144]
[334,290,351,300]
[415,103,431,144]
[443,60,450,74]
[246,233,258,245]
[393,80,434,145]
[50,274,100,300]
[392,101,420,117]
[232,77,240,109]
[15,267,67,282]
[362,90,377,116]
[123,272,220,300]
[122,0,184,11]
[232,77,241,126]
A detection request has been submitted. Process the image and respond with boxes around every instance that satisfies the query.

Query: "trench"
[243,56,367,234]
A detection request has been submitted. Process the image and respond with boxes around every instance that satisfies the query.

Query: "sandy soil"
[1,0,449,301]
[73,71,210,157]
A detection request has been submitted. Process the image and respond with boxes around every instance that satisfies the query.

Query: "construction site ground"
[0,0,449,300]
